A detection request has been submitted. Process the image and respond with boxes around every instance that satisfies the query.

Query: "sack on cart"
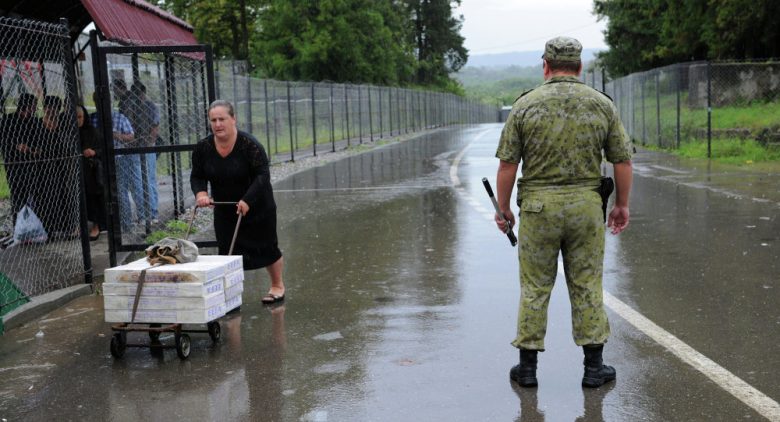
[145,237,199,265]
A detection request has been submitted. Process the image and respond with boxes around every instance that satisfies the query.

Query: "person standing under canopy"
[191,100,286,305]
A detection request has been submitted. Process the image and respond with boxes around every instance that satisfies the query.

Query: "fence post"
[345,84,350,147]
[330,83,335,152]
[707,61,712,158]
[368,86,374,142]
[358,85,363,144]
[398,88,402,134]
[272,83,279,154]
[656,71,661,147]
[388,87,393,136]
[62,18,93,283]
[424,92,429,129]
[404,89,409,133]
[215,65,221,98]
[311,82,317,156]
[232,62,238,113]
[264,80,271,154]
[641,75,646,145]
[287,81,294,161]
[164,54,185,216]
[378,87,383,138]
[246,75,252,133]
[676,65,681,149]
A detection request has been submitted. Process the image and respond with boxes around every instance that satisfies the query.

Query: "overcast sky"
[454,0,607,55]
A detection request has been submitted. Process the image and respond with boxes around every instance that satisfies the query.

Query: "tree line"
[153,0,468,93]
[595,0,780,77]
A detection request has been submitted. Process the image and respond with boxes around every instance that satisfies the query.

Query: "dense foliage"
[153,0,468,92]
[594,0,780,77]
[456,65,542,106]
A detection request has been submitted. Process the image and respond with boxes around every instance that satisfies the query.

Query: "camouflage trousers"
[511,188,610,350]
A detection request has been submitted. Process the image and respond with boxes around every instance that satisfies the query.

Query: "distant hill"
[466,48,603,68]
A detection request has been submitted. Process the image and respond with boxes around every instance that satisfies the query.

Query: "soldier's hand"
[608,206,630,235]
[495,210,515,233]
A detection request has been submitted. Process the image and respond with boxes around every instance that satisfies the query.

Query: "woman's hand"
[83,148,96,158]
[196,192,212,207]
[237,200,249,216]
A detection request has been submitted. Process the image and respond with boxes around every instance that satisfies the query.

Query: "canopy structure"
[0,0,197,47]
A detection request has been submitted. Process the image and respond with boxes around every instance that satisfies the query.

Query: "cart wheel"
[207,321,221,343]
[175,333,191,360]
[110,332,126,358]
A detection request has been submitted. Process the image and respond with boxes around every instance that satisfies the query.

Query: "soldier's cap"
[542,36,582,62]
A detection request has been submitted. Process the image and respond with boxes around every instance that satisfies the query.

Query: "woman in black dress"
[191,100,285,304]
[77,104,105,240]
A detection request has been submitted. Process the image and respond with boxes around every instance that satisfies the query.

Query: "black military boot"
[510,349,538,387]
[582,344,616,388]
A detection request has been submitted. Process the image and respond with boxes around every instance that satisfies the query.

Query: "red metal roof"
[80,0,198,47]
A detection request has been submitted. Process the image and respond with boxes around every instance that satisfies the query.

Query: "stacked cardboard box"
[104,255,243,324]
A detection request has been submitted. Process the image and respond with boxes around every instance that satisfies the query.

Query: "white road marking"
[453,133,780,421]
[604,292,780,421]
[451,129,498,224]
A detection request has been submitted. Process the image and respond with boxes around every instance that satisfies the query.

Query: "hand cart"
[109,320,222,360]
[109,202,242,360]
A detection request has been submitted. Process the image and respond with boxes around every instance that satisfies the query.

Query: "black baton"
[482,178,517,247]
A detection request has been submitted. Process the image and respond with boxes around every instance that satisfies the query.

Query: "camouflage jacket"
[496,75,632,190]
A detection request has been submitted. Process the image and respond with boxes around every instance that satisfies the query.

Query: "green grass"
[628,89,780,164]
[145,219,193,244]
[0,164,8,200]
[677,138,780,164]
[631,91,780,139]
[644,137,780,165]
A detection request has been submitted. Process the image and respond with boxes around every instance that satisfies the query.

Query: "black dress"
[79,122,106,230]
[190,131,281,270]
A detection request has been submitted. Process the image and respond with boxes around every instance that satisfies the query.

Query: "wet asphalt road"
[0,124,778,421]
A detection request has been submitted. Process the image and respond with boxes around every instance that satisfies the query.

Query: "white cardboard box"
[104,255,243,284]
[102,278,224,297]
[224,282,244,301]
[224,269,244,289]
[225,294,242,312]
[104,302,226,324]
[103,290,225,311]
[198,255,243,274]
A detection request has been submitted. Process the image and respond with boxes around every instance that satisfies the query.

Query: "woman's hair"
[76,104,93,128]
[208,99,235,117]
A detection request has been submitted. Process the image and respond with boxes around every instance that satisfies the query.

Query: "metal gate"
[90,33,215,266]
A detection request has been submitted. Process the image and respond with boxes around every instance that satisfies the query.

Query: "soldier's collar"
[543,75,583,85]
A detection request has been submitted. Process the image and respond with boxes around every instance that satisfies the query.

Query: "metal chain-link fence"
[213,61,497,161]
[584,60,780,156]
[0,17,85,301]
[88,41,211,252]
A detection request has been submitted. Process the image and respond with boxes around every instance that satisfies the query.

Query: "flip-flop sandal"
[261,293,285,304]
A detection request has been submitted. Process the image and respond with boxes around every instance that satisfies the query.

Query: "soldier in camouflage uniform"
[494,36,633,388]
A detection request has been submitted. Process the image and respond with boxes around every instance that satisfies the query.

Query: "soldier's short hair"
[546,59,582,73]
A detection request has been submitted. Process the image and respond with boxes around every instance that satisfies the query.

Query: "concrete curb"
[3,284,94,332]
